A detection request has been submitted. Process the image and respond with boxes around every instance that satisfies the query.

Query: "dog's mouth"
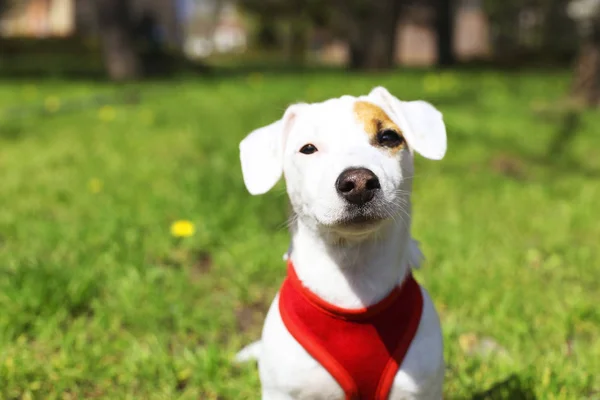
[332,206,388,232]
[341,213,383,226]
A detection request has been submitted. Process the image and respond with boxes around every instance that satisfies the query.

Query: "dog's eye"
[299,144,318,154]
[377,130,404,148]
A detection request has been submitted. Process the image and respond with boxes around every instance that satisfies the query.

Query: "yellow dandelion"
[88,178,103,194]
[541,366,552,388]
[16,335,27,345]
[439,72,458,89]
[423,74,441,94]
[44,96,61,112]
[177,367,192,381]
[4,356,14,370]
[458,332,478,353]
[170,220,195,238]
[434,300,447,315]
[98,105,116,122]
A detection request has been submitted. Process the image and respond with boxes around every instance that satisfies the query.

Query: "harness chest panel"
[279,262,424,400]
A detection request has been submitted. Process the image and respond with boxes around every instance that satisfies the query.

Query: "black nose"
[335,168,381,206]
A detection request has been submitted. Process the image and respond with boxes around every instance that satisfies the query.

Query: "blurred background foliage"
[0,0,599,105]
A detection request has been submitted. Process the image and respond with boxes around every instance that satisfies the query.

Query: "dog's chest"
[258,290,445,400]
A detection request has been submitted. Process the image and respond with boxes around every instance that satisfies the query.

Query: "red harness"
[279,261,423,400]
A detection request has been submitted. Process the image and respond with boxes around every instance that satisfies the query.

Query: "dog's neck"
[289,216,412,309]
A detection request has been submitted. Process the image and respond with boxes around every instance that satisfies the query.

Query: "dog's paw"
[234,341,261,363]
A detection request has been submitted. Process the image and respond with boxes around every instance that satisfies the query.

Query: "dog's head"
[239,87,446,240]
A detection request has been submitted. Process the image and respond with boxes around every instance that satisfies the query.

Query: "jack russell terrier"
[236,86,447,399]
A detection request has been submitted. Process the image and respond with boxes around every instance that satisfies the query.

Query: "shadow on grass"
[546,110,582,157]
[470,375,536,400]
[448,109,600,180]
[0,37,211,82]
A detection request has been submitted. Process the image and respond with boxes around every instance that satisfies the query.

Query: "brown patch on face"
[353,101,405,152]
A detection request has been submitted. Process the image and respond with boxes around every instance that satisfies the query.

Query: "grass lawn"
[0,69,599,399]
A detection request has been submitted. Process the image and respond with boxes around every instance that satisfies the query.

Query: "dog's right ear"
[368,86,447,160]
[239,104,305,195]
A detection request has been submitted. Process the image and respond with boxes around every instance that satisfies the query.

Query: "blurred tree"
[332,0,403,70]
[0,0,12,13]
[436,0,455,66]
[0,0,17,24]
[568,0,600,106]
[240,0,403,70]
[239,0,312,63]
[93,0,142,81]
[483,0,578,65]
[256,14,280,50]
[541,0,578,59]
[483,0,527,61]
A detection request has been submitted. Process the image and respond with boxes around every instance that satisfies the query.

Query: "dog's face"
[239,87,446,239]
[279,97,415,236]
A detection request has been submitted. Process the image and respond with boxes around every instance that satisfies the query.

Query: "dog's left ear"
[239,104,305,195]
[368,86,447,160]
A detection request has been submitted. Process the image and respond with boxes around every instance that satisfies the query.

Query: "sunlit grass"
[0,69,599,399]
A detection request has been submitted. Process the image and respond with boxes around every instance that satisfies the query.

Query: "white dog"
[236,87,447,400]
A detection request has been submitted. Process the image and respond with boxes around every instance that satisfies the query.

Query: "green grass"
[0,69,599,399]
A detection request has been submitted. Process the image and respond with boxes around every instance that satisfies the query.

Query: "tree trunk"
[289,17,307,64]
[541,0,577,62]
[95,0,141,81]
[572,19,600,106]
[571,42,600,105]
[345,0,402,70]
[436,0,455,67]
[257,14,279,50]
[156,0,182,50]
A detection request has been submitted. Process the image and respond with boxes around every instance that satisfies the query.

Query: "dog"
[236,86,447,399]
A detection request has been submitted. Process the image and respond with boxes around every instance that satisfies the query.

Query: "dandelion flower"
[423,74,441,94]
[170,220,195,238]
[88,178,103,194]
[44,96,61,112]
[98,105,116,122]
[440,72,458,90]
[177,368,192,381]
[458,332,478,353]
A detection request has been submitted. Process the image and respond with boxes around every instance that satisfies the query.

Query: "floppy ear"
[239,105,304,195]
[368,86,447,160]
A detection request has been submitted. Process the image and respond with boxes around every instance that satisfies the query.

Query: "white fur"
[237,87,447,399]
